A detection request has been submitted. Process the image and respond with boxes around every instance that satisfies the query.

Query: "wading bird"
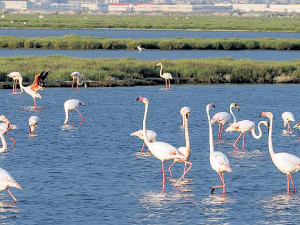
[71,72,85,90]
[29,116,39,135]
[0,115,17,147]
[156,63,172,89]
[261,111,300,194]
[130,129,157,152]
[137,96,192,192]
[207,103,232,194]
[7,72,22,93]
[0,165,22,202]
[211,103,240,140]
[282,111,295,131]
[180,107,191,127]
[63,99,85,125]
[137,46,145,52]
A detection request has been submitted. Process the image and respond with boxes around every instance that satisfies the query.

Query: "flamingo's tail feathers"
[225,164,232,173]
[79,102,85,106]
[15,181,22,189]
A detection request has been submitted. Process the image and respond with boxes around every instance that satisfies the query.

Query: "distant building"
[2,0,33,10]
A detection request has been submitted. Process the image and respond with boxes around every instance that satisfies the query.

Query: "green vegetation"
[0,55,300,87]
[1,14,300,32]
[1,35,300,50]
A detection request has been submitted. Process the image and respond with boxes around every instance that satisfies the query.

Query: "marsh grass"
[1,55,300,86]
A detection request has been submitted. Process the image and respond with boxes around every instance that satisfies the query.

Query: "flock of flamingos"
[1,63,300,203]
[0,70,85,203]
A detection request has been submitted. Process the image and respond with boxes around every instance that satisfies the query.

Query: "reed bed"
[1,55,300,86]
[1,14,300,32]
[1,35,300,50]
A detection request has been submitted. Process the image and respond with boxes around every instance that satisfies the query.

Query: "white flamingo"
[282,112,295,131]
[137,46,145,52]
[63,99,85,125]
[226,119,265,150]
[71,72,85,90]
[137,96,192,192]
[156,63,173,89]
[207,103,232,194]
[0,115,17,147]
[7,72,22,93]
[261,111,300,194]
[180,106,191,127]
[168,107,191,179]
[29,116,39,135]
[130,129,157,152]
[211,103,240,140]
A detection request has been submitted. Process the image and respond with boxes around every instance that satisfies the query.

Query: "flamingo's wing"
[30,71,44,91]
[211,112,230,124]
[38,70,50,87]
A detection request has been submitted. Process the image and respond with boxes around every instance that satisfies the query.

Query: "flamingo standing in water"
[211,103,240,140]
[261,111,300,194]
[130,129,157,152]
[71,72,85,90]
[29,116,39,135]
[0,115,17,147]
[282,112,295,131]
[137,96,192,191]
[7,72,22,93]
[15,71,49,109]
[0,132,22,202]
[63,99,85,125]
[156,63,172,89]
[137,46,145,52]
[207,103,232,194]
[225,119,266,150]
[168,106,191,179]
[180,107,191,127]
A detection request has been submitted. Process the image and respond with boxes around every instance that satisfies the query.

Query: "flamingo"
[0,115,17,147]
[261,111,300,194]
[168,106,191,179]
[137,46,145,52]
[156,63,172,89]
[225,119,266,150]
[137,96,192,191]
[15,71,49,109]
[180,106,191,127]
[63,99,85,125]
[211,103,240,140]
[130,129,157,152]
[282,112,295,131]
[71,72,85,90]
[7,72,22,93]
[207,103,232,194]
[29,116,39,135]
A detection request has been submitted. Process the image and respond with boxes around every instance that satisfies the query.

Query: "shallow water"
[1,84,300,224]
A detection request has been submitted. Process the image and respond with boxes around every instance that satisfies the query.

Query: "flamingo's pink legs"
[141,142,146,152]
[72,78,75,90]
[6,188,17,202]
[12,79,15,92]
[218,124,221,139]
[76,77,79,90]
[211,172,225,194]
[287,174,296,194]
[233,132,242,149]
[75,109,85,124]
[162,161,166,192]
[5,134,15,147]
[175,161,192,186]
[33,98,37,109]
[287,122,292,131]
[168,79,171,88]
[165,79,168,88]
[219,125,224,139]
[168,161,176,178]
[71,111,75,125]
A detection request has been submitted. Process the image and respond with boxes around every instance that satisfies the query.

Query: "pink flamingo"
[71,72,85,90]
[168,106,191,179]
[0,115,17,147]
[63,99,85,125]
[207,103,232,194]
[225,119,265,150]
[7,72,22,93]
[130,129,157,152]
[137,96,192,192]
[156,63,172,89]
[211,103,239,140]
[282,111,295,131]
[261,111,300,194]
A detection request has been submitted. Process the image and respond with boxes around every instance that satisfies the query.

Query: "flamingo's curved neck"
[0,132,7,153]
[142,102,151,147]
[184,116,190,158]
[159,64,163,78]
[206,106,215,154]
[268,116,275,157]
[63,109,69,125]
[251,121,264,139]
[230,105,237,123]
